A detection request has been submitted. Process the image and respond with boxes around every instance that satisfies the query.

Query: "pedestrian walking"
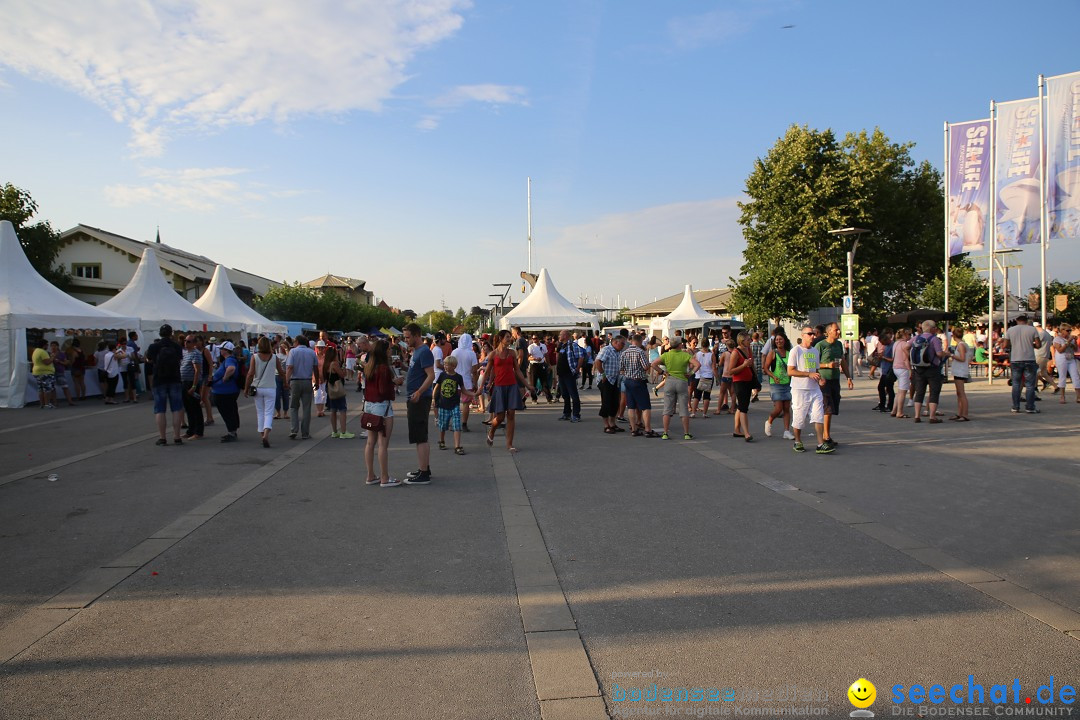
[363,340,403,487]
[403,322,436,482]
[555,330,584,422]
[435,356,473,454]
[484,329,530,453]
[245,336,286,447]
[180,335,204,440]
[452,333,479,431]
[787,326,830,454]
[910,320,949,423]
[1002,315,1041,414]
[763,332,793,439]
[286,334,319,439]
[594,335,625,435]
[1051,324,1079,403]
[947,326,970,421]
[146,324,185,445]
[211,342,242,442]
[874,329,896,414]
[651,336,699,440]
[726,332,757,442]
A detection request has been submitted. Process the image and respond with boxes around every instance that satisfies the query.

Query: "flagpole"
[988,100,996,384]
[1038,74,1048,327]
[527,177,533,276]
[944,121,950,314]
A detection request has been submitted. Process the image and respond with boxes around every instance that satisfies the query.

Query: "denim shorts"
[153,382,183,413]
[769,383,792,402]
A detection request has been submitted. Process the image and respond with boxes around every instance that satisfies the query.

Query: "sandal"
[631,430,643,437]
[155,438,168,446]
[896,414,910,419]
[486,432,494,447]
[455,447,465,455]
[744,435,754,442]
[438,440,447,450]
[603,427,617,434]
[507,446,518,454]
[365,477,379,485]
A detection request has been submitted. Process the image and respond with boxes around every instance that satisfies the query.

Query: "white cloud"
[419,83,528,130]
[104,166,295,212]
[0,0,471,156]
[433,83,529,108]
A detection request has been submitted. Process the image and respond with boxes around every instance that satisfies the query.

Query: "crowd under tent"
[649,285,724,339]
[0,221,139,408]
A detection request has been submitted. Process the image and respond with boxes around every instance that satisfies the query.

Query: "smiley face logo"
[848,678,876,709]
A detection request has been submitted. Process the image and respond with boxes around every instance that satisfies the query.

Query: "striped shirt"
[619,345,649,381]
[595,345,621,383]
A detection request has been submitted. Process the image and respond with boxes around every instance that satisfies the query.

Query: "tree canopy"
[918,264,1001,324]
[0,183,69,289]
[254,283,406,332]
[730,126,943,326]
[1027,279,1080,326]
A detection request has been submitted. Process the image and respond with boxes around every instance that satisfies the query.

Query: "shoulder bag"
[247,356,271,397]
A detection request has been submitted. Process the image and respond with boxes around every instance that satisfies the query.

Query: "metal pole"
[847,249,855,378]
[988,100,996,385]
[1038,75,1048,327]
[944,120,951,314]
[527,177,533,276]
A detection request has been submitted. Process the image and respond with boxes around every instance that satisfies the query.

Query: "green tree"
[918,264,1001,324]
[731,126,943,323]
[454,306,467,326]
[0,183,69,288]
[254,283,405,331]
[420,310,455,333]
[1027,279,1080,325]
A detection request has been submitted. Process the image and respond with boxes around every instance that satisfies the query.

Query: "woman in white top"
[102,341,120,404]
[947,326,970,421]
[245,336,286,448]
[451,334,479,432]
[691,341,716,418]
[1052,323,1079,404]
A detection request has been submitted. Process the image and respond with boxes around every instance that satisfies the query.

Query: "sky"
[2,0,1079,315]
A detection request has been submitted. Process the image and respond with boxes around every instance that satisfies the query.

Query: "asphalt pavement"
[0,376,1077,719]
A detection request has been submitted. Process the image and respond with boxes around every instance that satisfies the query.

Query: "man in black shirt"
[145,324,185,446]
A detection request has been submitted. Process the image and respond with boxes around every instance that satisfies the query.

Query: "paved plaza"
[1,377,1078,719]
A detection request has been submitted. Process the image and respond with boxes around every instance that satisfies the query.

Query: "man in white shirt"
[787,325,831,454]
[864,330,881,380]
[526,334,552,402]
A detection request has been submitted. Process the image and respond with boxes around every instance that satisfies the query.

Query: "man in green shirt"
[649,336,700,440]
[814,321,853,449]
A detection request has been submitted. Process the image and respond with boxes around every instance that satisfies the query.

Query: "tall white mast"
[527,177,533,275]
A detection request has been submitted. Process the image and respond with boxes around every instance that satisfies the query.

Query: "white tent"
[498,268,600,333]
[193,264,286,337]
[100,248,243,337]
[0,221,139,408]
[649,284,723,338]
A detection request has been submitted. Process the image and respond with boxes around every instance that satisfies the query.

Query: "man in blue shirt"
[285,334,320,439]
[404,323,435,484]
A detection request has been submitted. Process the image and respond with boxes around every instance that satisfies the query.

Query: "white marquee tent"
[100,248,243,338]
[193,265,286,337]
[649,284,723,338]
[0,220,140,408]
[498,268,600,334]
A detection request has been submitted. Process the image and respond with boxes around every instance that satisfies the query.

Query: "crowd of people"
[27,313,1079,482]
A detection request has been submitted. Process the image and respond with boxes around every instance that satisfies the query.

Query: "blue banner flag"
[947,119,992,256]
[1046,71,1080,242]
[994,98,1042,249]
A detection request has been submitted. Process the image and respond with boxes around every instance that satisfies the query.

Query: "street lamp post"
[828,227,871,379]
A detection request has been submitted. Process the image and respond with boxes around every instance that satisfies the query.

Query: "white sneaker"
[905,399,914,408]
[782,430,795,440]
[764,418,773,437]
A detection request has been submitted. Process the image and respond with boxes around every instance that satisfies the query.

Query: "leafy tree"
[454,306,467,326]
[420,310,455,333]
[254,283,406,331]
[0,183,69,288]
[1027,279,1080,325]
[918,264,1002,324]
[731,126,943,324]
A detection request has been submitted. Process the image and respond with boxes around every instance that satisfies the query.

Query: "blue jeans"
[1011,360,1037,411]
[558,373,581,419]
[275,375,290,412]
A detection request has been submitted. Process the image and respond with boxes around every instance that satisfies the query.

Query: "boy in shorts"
[435,356,474,455]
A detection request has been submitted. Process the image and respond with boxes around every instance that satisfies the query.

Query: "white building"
[57,225,281,306]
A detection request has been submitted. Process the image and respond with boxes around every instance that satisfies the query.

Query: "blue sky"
[2,0,1078,315]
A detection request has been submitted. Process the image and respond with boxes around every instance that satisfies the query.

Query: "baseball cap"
[219,341,235,351]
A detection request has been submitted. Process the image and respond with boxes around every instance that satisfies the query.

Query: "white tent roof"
[499,268,599,332]
[649,285,723,334]
[100,248,242,333]
[193,265,286,335]
[0,221,138,332]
